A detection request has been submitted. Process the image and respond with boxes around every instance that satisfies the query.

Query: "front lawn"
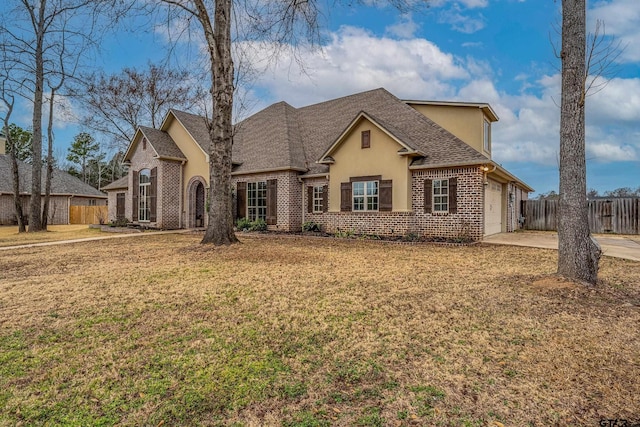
[0,234,638,426]
[0,225,101,247]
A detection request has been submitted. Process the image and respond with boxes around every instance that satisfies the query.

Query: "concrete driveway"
[483,231,640,261]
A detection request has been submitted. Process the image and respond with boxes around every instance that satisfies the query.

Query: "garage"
[484,179,503,235]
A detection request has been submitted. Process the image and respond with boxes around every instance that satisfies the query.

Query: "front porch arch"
[186,176,207,228]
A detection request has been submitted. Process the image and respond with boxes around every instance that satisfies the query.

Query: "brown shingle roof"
[0,155,106,197]
[102,175,128,191]
[139,126,186,160]
[169,110,211,154]
[166,88,490,175]
[232,88,487,174]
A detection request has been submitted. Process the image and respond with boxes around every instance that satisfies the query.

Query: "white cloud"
[588,143,637,162]
[239,26,639,169]
[385,14,419,39]
[438,9,486,34]
[240,26,469,107]
[430,0,488,9]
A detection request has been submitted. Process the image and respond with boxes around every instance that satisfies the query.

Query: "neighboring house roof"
[0,155,106,197]
[102,175,128,191]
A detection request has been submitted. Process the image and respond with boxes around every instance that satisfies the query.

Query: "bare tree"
[0,89,28,232]
[557,0,601,284]
[73,63,206,152]
[155,0,423,245]
[0,0,125,232]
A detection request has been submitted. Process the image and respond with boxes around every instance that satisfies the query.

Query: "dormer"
[403,100,498,159]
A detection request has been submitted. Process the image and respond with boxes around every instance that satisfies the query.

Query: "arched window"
[139,169,151,221]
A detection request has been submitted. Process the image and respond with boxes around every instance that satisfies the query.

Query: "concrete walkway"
[483,231,640,261]
[0,229,194,251]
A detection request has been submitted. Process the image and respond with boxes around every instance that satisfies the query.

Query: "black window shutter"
[132,170,139,221]
[236,182,246,219]
[448,177,458,213]
[424,179,432,214]
[150,167,157,222]
[379,179,392,212]
[322,185,328,213]
[116,193,125,219]
[307,186,313,213]
[340,182,352,212]
[267,179,277,225]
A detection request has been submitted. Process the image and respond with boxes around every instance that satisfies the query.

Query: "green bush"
[236,218,267,232]
[236,217,251,231]
[250,218,267,231]
[302,221,321,232]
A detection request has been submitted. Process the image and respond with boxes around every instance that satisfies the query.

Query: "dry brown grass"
[0,225,102,247]
[0,233,639,426]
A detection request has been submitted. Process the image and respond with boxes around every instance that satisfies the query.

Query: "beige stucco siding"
[328,119,411,212]
[164,117,209,214]
[410,104,491,158]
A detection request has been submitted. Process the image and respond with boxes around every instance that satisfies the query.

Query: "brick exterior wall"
[107,190,129,222]
[124,138,182,229]
[412,167,485,240]
[161,161,182,229]
[232,170,303,232]
[300,167,487,240]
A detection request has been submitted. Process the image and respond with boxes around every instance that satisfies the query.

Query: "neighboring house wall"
[69,197,107,206]
[232,170,303,232]
[0,194,70,225]
[328,119,412,213]
[409,104,492,158]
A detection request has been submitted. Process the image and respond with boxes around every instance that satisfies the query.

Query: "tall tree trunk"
[11,147,26,232]
[42,90,56,228]
[557,0,601,284]
[7,127,27,232]
[28,1,46,232]
[195,0,238,245]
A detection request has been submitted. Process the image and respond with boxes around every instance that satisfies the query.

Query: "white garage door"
[484,179,503,236]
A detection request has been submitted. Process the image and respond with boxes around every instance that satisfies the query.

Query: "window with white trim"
[313,186,323,213]
[247,181,267,221]
[139,169,151,221]
[433,179,449,212]
[484,120,491,153]
[353,181,378,211]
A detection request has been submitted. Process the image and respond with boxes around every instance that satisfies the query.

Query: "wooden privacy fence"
[523,198,640,234]
[69,205,108,225]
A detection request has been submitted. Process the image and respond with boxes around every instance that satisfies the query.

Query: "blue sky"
[4,0,640,196]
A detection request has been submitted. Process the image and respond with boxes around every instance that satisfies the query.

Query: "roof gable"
[123,126,186,162]
[318,111,419,163]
